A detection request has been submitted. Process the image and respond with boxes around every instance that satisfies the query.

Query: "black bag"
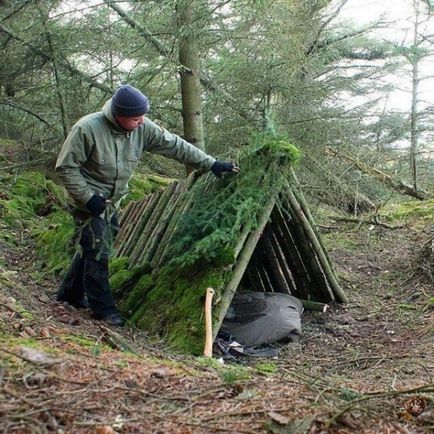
[220,291,303,347]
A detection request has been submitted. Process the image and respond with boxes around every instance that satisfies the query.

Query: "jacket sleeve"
[55,123,95,206]
[143,119,216,170]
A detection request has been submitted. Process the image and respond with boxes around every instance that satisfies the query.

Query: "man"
[55,84,239,326]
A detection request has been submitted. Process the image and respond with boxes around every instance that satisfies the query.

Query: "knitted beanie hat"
[111,85,150,117]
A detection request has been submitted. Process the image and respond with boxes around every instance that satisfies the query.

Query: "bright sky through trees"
[338,0,434,112]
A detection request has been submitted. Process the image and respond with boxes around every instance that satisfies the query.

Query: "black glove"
[85,194,107,217]
[211,160,239,178]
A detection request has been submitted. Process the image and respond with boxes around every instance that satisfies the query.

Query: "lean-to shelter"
[110,137,347,353]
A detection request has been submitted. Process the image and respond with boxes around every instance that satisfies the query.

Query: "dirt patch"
[0,221,433,433]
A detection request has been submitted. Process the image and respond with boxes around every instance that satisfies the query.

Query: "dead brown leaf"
[268,411,290,425]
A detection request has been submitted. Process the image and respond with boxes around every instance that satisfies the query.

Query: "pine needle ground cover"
[111,136,302,353]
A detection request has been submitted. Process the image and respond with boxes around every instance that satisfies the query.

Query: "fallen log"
[325,147,432,201]
[300,299,329,313]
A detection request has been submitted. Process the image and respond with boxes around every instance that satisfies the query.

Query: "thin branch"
[0,0,33,24]
[327,383,434,427]
[329,215,406,230]
[0,23,112,93]
[1,98,57,132]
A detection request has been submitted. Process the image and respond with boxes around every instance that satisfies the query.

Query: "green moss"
[64,335,95,347]
[383,199,434,222]
[250,133,301,164]
[0,172,74,274]
[110,257,129,275]
[0,336,49,350]
[110,269,133,291]
[127,173,173,202]
[220,365,251,383]
[255,362,278,375]
[110,263,151,296]
[120,267,226,354]
[32,211,75,274]
[130,303,148,324]
[195,357,251,383]
[195,356,226,369]
[0,172,68,225]
[120,273,154,313]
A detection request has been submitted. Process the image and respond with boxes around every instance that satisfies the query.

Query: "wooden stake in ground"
[204,287,215,358]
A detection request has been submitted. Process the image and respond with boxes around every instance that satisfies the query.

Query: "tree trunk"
[37,4,69,140]
[176,0,205,152]
[103,0,256,124]
[410,3,421,191]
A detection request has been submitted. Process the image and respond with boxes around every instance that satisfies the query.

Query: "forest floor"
[0,207,433,433]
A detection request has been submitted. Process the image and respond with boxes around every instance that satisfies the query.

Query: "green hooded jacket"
[55,99,216,209]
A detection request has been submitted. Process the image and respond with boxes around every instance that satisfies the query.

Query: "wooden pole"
[115,197,149,256]
[272,205,311,299]
[118,199,135,227]
[268,226,297,294]
[283,198,333,302]
[121,193,159,260]
[286,189,348,303]
[153,175,202,268]
[128,185,175,267]
[137,181,183,265]
[301,299,329,313]
[204,287,215,358]
[289,170,335,268]
[260,228,292,295]
[214,197,276,339]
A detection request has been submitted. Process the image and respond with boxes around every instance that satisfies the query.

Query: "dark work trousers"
[57,209,120,317]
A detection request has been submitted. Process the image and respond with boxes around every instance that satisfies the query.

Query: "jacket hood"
[102,99,124,132]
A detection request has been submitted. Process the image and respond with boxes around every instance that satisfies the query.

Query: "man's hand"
[211,161,240,178]
[85,195,107,217]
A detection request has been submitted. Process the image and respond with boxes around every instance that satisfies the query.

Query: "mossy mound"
[384,199,434,222]
[114,135,301,353]
[0,171,74,273]
[0,170,172,275]
[32,211,75,274]
[0,171,69,225]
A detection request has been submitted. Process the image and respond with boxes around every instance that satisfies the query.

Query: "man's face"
[115,115,145,131]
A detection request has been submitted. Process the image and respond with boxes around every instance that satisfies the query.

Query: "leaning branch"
[104,0,170,57]
[325,147,433,201]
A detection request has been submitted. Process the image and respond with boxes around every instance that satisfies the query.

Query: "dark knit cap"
[111,85,150,117]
